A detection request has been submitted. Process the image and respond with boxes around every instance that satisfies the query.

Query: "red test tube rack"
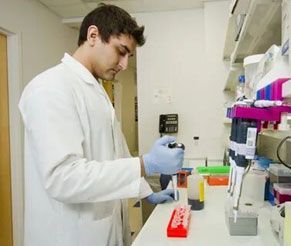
[167,205,191,238]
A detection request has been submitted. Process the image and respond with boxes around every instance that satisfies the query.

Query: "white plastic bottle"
[187,171,204,210]
[236,75,245,100]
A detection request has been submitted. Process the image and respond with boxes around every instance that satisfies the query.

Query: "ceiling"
[38,0,227,28]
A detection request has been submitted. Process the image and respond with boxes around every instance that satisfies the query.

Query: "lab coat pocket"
[78,214,113,246]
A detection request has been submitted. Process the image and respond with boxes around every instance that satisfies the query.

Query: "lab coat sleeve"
[116,124,153,199]
[139,178,153,198]
[19,86,146,203]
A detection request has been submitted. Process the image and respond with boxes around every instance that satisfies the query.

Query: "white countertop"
[132,185,279,246]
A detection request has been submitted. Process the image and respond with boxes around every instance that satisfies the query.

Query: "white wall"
[0,0,78,86]
[135,1,230,163]
[0,1,78,245]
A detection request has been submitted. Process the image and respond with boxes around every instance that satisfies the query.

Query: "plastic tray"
[207,175,229,186]
[196,166,230,175]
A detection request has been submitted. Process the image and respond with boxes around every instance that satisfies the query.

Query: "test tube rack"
[167,205,191,238]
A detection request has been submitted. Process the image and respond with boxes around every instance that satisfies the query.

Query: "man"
[19,4,184,246]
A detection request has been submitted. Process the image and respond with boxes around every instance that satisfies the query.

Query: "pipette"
[168,141,185,201]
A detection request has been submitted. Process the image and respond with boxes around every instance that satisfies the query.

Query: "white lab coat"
[19,53,152,246]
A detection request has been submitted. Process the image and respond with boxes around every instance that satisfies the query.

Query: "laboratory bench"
[132,185,279,246]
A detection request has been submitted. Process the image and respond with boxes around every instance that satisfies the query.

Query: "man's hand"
[146,189,176,204]
[143,136,184,176]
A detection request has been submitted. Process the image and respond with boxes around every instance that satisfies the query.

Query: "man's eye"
[119,50,126,56]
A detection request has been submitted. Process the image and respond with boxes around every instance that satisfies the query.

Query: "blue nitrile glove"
[146,189,176,204]
[143,136,184,176]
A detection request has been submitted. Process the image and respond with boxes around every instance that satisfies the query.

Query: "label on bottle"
[199,180,204,202]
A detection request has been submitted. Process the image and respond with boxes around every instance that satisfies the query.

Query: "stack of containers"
[243,54,264,99]
[268,164,291,205]
[196,166,230,186]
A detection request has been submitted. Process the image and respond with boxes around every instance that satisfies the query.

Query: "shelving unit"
[223,0,282,92]
[230,0,281,64]
[223,0,251,60]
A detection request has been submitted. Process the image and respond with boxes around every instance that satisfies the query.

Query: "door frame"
[0,27,24,246]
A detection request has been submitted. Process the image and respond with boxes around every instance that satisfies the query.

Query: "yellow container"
[187,172,204,210]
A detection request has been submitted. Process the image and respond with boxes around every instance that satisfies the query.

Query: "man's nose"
[119,55,129,71]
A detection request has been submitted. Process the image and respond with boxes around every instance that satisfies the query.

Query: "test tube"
[172,174,178,201]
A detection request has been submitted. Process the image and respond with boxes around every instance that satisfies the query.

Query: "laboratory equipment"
[253,99,282,107]
[172,174,178,201]
[228,118,237,196]
[273,183,291,204]
[243,54,263,99]
[168,141,185,201]
[167,205,191,238]
[266,179,276,206]
[226,77,291,230]
[236,75,246,100]
[187,171,204,210]
[196,166,230,175]
[255,45,281,86]
[241,170,266,204]
[269,164,291,183]
[196,166,230,186]
[207,175,229,186]
[256,78,290,101]
[227,118,258,222]
[225,204,258,236]
[177,169,192,188]
[254,156,272,170]
[168,142,185,150]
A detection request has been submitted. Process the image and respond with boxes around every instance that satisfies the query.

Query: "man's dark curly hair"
[78,3,145,47]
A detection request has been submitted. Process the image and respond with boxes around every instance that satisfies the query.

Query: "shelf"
[224,63,243,92]
[230,0,281,64]
[223,0,283,93]
[223,0,251,60]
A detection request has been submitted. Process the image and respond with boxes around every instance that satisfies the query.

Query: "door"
[0,33,13,246]
[102,80,114,104]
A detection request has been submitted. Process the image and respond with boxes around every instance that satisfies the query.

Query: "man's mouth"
[112,69,120,74]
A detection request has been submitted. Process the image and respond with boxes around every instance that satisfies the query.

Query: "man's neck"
[73,46,93,75]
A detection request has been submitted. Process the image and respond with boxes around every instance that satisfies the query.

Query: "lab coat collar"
[61,53,98,85]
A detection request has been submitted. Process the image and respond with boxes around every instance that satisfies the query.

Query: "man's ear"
[87,25,99,46]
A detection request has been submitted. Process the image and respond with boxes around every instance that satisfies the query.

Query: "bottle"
[236,75,245,100]
[187,170,204,210]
